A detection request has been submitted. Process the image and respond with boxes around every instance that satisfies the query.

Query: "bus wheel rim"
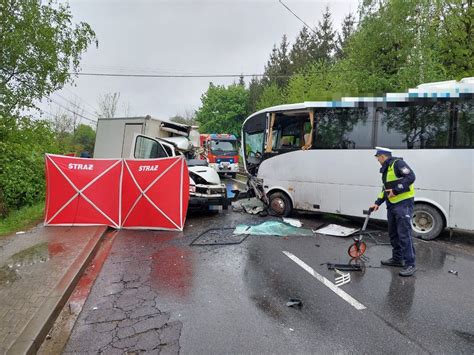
[271,198,285,215]
[412,211,434,234]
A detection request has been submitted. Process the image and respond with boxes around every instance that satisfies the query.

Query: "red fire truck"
[200,134,239,177]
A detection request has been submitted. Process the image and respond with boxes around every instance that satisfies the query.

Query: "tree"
[170,110,197,126]
[256,83,286,110]
[289,27,318,71]
[246,77,264,115]
[435,0,473,79]
[0,0,96,116]
[313,7,337,63]
[335,13,356,59]
[263,35,293,88]
[52,109,74,150]
[96,92,121,118]
[73,124,95,154]
[196,83,249,135]
[286,61,334,103]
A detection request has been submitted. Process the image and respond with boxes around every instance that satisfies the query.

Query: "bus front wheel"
[412,204,444,241]
[268,192,292,217]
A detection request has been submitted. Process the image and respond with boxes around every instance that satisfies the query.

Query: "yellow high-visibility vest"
[377,159,415,204]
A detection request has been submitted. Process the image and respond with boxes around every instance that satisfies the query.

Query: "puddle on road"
[0,242,50,286]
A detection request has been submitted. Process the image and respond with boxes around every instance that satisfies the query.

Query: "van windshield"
[210,140,237,155]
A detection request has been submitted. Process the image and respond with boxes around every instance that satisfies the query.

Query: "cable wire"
[53,92,98,118]
[278,0,317,35]
[47,97,97,123]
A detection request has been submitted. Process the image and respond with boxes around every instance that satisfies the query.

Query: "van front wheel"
[412,204,444,240]
[268,192,292,217]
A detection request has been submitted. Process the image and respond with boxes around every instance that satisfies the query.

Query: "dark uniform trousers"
[387,199,416,267]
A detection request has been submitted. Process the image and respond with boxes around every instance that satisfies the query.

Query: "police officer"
[370,147,417,277]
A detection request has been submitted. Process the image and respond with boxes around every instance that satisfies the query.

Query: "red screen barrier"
[44,154,189,231]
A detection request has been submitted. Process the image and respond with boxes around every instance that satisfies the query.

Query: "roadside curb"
[7,226,109,355]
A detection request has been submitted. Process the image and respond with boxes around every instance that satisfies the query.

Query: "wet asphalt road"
[64,179,474,354]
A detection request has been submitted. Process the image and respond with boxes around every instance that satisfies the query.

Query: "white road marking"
[282,251,367,311]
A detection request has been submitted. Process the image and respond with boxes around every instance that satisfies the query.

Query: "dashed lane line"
[282,251,367,311]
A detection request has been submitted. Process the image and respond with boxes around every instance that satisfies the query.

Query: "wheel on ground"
[268,191,292,217]
[348,241,367,258]
[412,203,444,240]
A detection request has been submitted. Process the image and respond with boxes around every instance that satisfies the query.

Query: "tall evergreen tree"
[289,27,318,71]
[263,34,293,88]
[335,13,356,59]
[313,7,337,62]
[246,77,264,114]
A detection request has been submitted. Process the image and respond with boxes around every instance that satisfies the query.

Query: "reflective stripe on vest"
[384,159,415,204]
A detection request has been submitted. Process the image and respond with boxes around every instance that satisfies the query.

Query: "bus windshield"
[210,140,237,155]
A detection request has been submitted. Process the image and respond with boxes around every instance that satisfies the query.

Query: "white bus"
[242,78,474,240]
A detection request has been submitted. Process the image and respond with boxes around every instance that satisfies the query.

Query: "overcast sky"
[40,0,359,124]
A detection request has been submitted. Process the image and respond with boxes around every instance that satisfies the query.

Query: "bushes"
[0,117,60,217]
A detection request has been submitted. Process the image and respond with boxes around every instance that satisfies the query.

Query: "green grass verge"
[0,202,44,237]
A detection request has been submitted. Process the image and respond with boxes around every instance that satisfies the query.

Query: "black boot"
[399,265,417,277]
[380,258,405,267]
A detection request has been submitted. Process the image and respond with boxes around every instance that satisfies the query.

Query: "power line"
[47,97,97,123]
[73,72,265,78]
[62,86,100,115]
[278,0,317,35]
[53,92,98,118]
[72,64,398,79]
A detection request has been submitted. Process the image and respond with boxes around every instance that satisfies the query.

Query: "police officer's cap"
[374,146,393,156]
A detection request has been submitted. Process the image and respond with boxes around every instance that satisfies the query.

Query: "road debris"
[334,269,351,287]
[233,221,313,237]
[15,231,25,235]
[313,224,359,237]
[286,298,302,308]
[232,197,265,214]
[326,263,363,272]
[283,218,302,228]
[190,227,250,246]
[448,270,459,276]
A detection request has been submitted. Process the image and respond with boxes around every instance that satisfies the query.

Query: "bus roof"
[244,77,474,122]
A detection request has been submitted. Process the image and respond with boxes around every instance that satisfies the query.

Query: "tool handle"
[363,207,375,215]
[361,207,374,231]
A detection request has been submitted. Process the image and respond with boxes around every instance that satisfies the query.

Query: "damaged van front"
[133,134,228,211]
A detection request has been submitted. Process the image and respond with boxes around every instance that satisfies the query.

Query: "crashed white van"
[94,116,228,211]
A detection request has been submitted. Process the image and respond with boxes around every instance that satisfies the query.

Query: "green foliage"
[0,201,44,237]
[0,117,60,216]
[0,0,96,116]
[286,61,334,103]
[263,35,293,88]
[222,0,472,132]
[0,0,95,216]
[256,83,286,110]
[196,83,249,136]
[73,124,95,154]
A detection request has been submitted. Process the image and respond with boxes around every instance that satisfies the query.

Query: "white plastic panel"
[449,192,474,230]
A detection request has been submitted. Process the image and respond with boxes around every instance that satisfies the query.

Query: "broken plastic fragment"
[448,270,458,276]
[314,224,359,237]
[283,218,302,228]
[286,298,302,307]
[334,269,351,287]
